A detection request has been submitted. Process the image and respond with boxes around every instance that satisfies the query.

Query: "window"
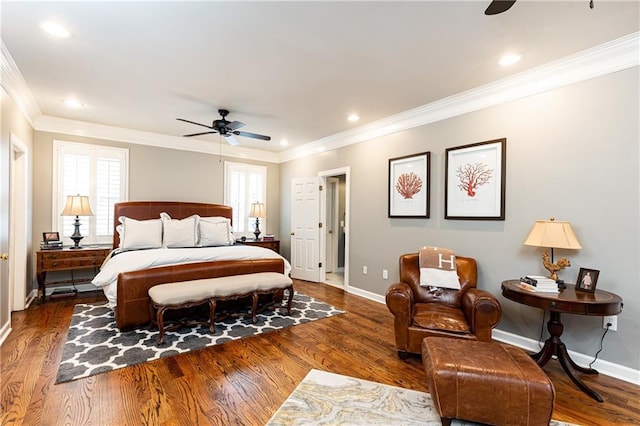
[224,161,267,234]
[52,141,129,246]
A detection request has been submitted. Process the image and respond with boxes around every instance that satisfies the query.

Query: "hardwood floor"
[1,280,638,425]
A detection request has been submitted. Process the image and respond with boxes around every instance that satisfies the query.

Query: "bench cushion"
[148,272,292,305]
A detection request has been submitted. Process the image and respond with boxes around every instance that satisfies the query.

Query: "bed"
[92,201,290,330]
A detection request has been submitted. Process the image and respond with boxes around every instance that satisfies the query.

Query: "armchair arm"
[385,282,414,327]
[461,288,502,342]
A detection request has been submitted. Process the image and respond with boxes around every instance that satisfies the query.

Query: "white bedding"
[92,246,292,308]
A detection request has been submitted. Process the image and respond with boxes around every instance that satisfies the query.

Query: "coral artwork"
[456,162,493,197]
[396,172,422,199]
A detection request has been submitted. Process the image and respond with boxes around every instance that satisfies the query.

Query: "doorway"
[9,134,29,311]
[319,168,349,289]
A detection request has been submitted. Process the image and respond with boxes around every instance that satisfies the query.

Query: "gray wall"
[31,131,281,288]
[279,68,639,370]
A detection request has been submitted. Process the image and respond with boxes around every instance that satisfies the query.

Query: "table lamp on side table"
[523,217,582,281]
[249,202,266,240]
[60,194,94,249]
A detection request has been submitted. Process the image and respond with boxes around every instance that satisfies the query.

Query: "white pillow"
[118,216,163,250]
[160,212,199,248]
[198,216,234,246]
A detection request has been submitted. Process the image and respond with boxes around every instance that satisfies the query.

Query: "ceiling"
[2,1,639,154]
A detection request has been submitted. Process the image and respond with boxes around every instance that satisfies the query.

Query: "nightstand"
[36,247,110,302]
[237,239,280,253]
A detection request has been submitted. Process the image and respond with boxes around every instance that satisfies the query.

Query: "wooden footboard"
[116,258,285,330]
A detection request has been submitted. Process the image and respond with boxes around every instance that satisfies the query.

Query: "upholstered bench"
[422,337,555,426]
[148,272,294,345]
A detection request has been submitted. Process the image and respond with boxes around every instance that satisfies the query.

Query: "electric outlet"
[383,269,388,279]
[603,315,618,331]
[363,266,368,274]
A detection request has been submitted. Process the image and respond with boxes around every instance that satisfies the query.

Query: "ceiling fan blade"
[224,134,240,146]
[176,118,214,129]
[233,131,271,141]
[225,120,245,131]
[183,131,217,137]
[484,0,517,15]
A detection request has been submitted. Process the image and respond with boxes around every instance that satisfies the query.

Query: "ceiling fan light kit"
[177,109,271,145]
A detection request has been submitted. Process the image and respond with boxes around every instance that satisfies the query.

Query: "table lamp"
[523,218,582,280]
[249,202,266,240]
[60,194,94,249]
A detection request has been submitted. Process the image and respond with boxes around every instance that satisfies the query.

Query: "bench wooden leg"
[208,298,216,333]
[148,301,156,331]
[156,305,167,345]
[251,292,258,324]
[285,285,294,315]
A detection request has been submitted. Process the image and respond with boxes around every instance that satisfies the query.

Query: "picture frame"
[575,268,599,293]
[42,231,61,244]
[445,138,506,220]
[388,152,430,218]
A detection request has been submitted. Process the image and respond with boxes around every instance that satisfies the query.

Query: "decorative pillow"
[160,212,199,248]
[118,216,163,250]
[419,246,461,290]
[198,216,234,246]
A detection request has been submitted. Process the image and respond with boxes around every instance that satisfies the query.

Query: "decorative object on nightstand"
[60,194,94,249]
[523,217,581,280]
[249,202,266,240]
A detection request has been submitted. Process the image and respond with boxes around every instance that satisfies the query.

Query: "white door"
[290,177,320,282]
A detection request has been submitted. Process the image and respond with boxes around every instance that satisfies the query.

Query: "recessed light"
[40,21,72,38]
[347,114,360,122]
[280,139,289,146]
[63,99,84,108]
[499,53,523,66]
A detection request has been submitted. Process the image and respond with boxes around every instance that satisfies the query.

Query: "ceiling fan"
[177,109,271,146]
[485,0,594,15]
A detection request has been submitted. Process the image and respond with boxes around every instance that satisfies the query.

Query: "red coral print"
[456,163,493,197]
[396,172,422,199]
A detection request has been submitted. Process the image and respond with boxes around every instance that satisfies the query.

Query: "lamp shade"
[523,218,581,249]
[249,202,266,218]
[60,195,94,217]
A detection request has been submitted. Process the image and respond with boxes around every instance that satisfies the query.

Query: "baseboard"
[0,320,12,347]
[492,329,639,386]
[344,283,640,386]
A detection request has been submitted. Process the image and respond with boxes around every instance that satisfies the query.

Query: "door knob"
[290,232,295,236]
[0,253,8,260]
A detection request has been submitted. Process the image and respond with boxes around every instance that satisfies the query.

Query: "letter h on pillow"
[419,246,461,290]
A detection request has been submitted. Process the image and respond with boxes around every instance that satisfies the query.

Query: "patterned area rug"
[267,369,578,426]
[56,293,343,384]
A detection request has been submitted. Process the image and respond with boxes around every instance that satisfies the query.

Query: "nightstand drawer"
[42,257,104,270]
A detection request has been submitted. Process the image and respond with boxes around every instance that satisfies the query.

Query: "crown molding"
[0,40,41,126]
[34,115,281,163]
[278,31,640,163]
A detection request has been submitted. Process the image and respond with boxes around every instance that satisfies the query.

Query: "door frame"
[318,167,350,290]
[9,133,29,311]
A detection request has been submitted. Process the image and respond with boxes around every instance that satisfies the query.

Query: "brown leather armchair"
[386,253,501,358]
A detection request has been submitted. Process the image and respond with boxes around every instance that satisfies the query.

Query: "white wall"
[279,67,640,371]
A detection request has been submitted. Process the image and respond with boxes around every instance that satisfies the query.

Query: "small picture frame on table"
[575,268,599,293]
[43,232,61,245]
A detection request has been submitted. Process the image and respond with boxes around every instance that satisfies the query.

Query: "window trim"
[52,140,129,246]
[223,161,267,236]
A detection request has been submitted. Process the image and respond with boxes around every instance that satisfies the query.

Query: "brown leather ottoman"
[422,337,555,426]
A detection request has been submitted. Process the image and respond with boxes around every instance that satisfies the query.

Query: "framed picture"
[42,232,60,244]
[575,268,599,293]
[445,138,506,220]
[388,152,430,218]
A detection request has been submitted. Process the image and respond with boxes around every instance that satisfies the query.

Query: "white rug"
[267,369,577,426]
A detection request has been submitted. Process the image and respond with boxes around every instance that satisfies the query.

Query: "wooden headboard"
[112,201,233,248]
